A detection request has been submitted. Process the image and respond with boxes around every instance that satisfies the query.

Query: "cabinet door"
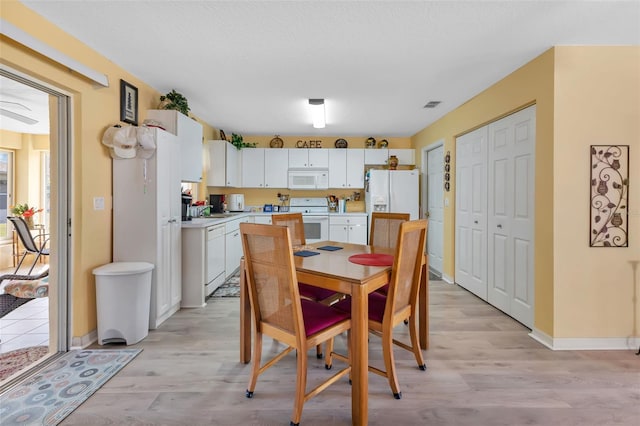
[206,140,226,186]
[225,230,242,278]
[226,144,241,187]
[308,149,329,168]
[389,149,415,165]
[170,220,182,308]
[264,149,288,188]
[253,216,272,224]
[329,149,347,188]
[242,148,265,188]
[346,149,365,188]
[289,149,308,168]
[364,149,388,165]
[148,110,203,182]
[348,223,368,244]
[177,112,203,182]
[329,224,349,243]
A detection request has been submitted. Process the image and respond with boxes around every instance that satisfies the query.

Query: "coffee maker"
[209,194,225,213]
[181,193,193,221]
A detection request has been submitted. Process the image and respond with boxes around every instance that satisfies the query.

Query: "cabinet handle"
[497,224,502,229]
[474,220,478,224]
[234,232,239,237]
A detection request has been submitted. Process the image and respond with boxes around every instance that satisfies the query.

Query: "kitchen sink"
[205,213,239,218]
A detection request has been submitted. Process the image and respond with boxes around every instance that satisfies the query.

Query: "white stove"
[289,197,329,214]
[289,197,329,243]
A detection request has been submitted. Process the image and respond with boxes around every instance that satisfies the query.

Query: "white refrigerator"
[365,169,420,221]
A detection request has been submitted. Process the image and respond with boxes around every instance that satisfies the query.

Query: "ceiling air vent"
[423,101,441,109]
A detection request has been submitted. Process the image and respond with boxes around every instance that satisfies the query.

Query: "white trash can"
[93,261,154,345]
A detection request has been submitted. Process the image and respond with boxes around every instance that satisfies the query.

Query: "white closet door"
[487,106,535,328]
[426,145,444,275]
[455,126,488,299]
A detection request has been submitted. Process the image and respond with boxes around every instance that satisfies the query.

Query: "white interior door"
[455,127,488,299]
[425,144,444,275]
[487,106,536,328]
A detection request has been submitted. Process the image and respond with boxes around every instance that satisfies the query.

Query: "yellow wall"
[1,2,216,340]
[553,46,640,338]
[412,46,640,339]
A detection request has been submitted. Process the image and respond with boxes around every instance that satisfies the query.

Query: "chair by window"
[369,212,411,250]
[8,216,50,275]
[330,219,428,399]
[240,222,351,426]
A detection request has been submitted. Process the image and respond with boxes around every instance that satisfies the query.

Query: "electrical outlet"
[93,197,105,211]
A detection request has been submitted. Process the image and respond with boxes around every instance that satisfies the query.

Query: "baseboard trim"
[70,329,97,350]
[530,328,640,350]
[441,273,454,284]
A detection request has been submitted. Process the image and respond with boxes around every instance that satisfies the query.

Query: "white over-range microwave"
[287,169,329,190]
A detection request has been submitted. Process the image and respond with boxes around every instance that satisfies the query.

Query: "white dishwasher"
[205,224,226,296]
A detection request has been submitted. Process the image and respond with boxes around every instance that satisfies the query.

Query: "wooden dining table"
[239,241,429,426]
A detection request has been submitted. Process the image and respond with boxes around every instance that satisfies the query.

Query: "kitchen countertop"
[181,211,368,228]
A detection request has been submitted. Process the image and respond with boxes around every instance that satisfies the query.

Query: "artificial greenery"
[159,89,190,116]
[231,133,257,149]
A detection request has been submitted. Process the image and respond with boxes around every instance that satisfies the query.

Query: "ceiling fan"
[0,100,39,125]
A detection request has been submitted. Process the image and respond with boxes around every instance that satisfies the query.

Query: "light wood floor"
[61,280,639,426]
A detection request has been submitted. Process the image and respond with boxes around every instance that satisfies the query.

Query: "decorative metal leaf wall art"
[590,145,629,247]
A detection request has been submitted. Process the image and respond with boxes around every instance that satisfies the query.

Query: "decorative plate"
[270,135,284,148]
[365,137,376,149]
[335,138,348,148]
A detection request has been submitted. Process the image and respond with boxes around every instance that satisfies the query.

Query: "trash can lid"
[92,262,154,276]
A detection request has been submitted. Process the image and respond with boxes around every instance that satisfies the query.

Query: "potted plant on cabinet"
[231,133,257,149]
[158,89,190,116]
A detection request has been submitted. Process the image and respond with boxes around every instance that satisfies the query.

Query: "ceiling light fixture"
[309,98,325,128]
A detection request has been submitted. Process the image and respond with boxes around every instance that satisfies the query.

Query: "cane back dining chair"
[8,216,50,275]
[240,222,351,426]
[329,219,428,400]
[369,212,411,250]
[369,212,410,296]
[272,212,344,358]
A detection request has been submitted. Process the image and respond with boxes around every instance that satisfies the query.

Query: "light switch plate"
[93,196,105,210]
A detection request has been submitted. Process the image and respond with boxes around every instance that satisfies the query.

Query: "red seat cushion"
[298,283,338,301]
[301,299,350,337]
[333,292,387,323]
[375,283,389,296]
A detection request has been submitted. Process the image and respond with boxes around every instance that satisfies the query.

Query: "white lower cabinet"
[329,215,368,245]
[181,224,225,308]
[225,217,251,278]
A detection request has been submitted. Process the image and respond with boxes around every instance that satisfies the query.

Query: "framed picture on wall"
[120,79,138,125]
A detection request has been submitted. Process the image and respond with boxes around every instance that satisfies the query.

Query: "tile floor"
[0,296,49,354]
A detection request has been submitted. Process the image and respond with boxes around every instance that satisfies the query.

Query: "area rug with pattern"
[210,269,240,298]
[0,346,49,382]
[0,348,142,425]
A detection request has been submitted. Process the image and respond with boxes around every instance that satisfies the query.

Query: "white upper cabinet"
[147,110,203,182]
[289,149,329,168]
[207,140,241,187]
[364,148,415,166]
[264,149,288,188]
[329,149,364,188]
[364,148,389,165]
[390,149,415,165]
[241,148,288,188]
[241,148,265,188]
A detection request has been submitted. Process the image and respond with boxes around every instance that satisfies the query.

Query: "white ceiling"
[8,1,640,137]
